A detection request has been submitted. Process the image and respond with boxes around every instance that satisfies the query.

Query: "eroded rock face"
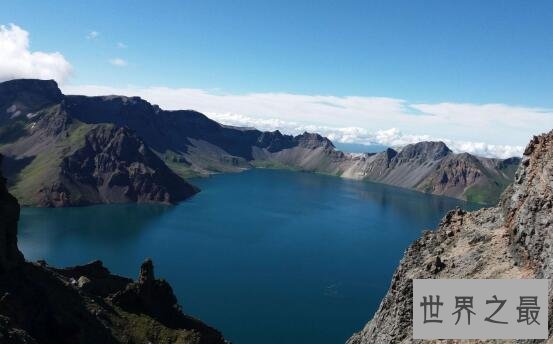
[347,130,553,344]
[37,125,199,207]
[504,132,553,278]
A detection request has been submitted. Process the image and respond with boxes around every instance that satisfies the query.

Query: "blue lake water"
[17,169,478,344]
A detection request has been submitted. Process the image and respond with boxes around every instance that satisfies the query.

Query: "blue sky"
[4,0,553,104]
[1,1,552,156]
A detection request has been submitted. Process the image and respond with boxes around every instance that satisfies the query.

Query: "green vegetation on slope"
[499,161,519,178]
[10,121,98,205]
[463,159,517,205]
[464,176,512,205]
[464,183,500,205]
[251,159,299,171]
[108,306,201,344]
[159,150,203,179]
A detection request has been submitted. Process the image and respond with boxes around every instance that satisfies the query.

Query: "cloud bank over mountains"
[0,24,71,83]
[208,113,524,158]
[1,23,549,159]
[63,84,548,158]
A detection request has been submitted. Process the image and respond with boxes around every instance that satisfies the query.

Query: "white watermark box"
[413,279,548,339]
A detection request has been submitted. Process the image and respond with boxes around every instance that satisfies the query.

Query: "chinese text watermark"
[413,279,548,339]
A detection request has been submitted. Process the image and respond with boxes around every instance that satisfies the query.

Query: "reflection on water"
[18,169,480,344]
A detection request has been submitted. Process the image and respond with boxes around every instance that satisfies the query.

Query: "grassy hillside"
[9,122,99,205]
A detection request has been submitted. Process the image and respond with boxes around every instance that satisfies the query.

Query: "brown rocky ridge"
[347,129,553,343]
[0,154,226,344]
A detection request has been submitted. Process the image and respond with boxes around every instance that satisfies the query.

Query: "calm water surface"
[18,169,479,344]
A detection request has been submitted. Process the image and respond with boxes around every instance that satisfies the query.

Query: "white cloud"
[109,58,127,67]
[367,128,524,159]
[116,42,127,48]
[86,31,99,40]
[62,84,551,158]
[206,114,524,158]
[0,24,72,83]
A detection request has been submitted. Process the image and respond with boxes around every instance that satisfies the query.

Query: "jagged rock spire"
[138,258,154,285]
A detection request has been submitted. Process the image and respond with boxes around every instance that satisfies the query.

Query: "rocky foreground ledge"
[0,155,226,344]
[347,130,553,344]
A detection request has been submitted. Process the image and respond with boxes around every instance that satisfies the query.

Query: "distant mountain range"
[0,79,520,207]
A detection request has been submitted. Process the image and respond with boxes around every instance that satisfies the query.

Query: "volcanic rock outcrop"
[347,129,553,343]
[39,125,199,207]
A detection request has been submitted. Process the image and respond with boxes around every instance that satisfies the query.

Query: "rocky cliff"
[0,154,226,343]
[39,125,198,207]
[0,79,198,207]
[347,129,553,344]
[0,79,519,206]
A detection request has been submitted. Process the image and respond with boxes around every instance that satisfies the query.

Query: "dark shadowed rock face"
[0,79,62,118]
[0,156,24,272]
[0,155,31,342]
[395,141,451,161]
[346,130,553,344]
[111,258,180,321]
[295,132,335,150]
[0,154,227,343]
[37,125,198,207]
[255,130,296,152]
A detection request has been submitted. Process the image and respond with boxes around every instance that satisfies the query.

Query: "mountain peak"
[0,79,63,116]
[295,132,335,149]
[398,141,452,160]
[0,79,61,99]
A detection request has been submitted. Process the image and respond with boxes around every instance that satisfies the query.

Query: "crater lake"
[17,169,479,344]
